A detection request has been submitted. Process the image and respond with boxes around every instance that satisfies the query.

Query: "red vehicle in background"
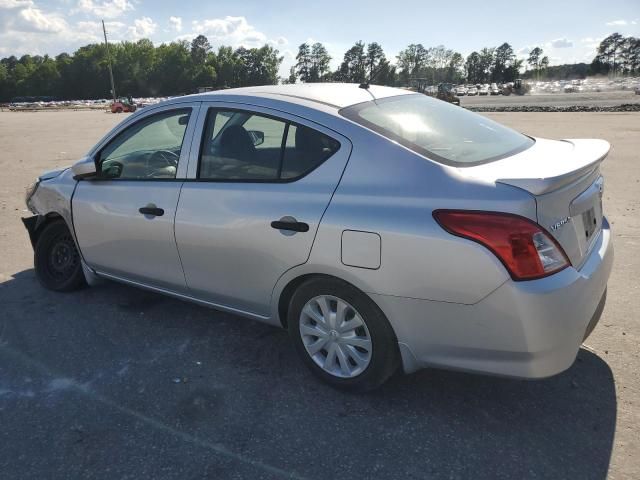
[110,96,137,113]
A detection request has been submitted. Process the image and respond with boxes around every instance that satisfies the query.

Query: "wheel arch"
[277,273,328,328]
[24,212,65,248]
[274,270,385,330]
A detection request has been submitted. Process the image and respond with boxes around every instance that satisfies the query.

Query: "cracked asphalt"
[0,110,638,479]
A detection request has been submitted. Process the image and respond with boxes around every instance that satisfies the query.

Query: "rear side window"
[281,124,340,179]
[340,94,534,166]
[198,109,340,181]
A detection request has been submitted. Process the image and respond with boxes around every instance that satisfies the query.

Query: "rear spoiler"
[496,139,610,195]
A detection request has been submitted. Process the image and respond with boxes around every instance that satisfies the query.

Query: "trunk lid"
[459,138,609,267]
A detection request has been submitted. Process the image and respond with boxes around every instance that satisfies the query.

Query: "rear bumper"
[373,218,614,378]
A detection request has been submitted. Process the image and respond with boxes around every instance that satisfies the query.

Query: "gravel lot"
[0,110,638,479]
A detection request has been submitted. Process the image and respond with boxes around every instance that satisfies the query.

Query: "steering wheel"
[150,149,179,167]
[142,150,179,179]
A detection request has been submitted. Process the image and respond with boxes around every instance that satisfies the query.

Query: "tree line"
[591,33,640,76]
[0,35,282,101]
[0,33,638,101]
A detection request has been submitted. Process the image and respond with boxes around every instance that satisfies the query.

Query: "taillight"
[433,210,570,281]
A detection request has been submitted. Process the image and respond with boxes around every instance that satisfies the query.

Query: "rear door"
[175,103,351,316]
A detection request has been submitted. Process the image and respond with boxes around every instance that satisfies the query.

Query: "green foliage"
[335,41,367,83]
[365,42,385,78]
[235,45,283,87]
[329,41,396,85]
[294,42,331,82]
[526,46,549,80]
[396,44,465,85]
[522,62,589,80]
[593,33,639,75]
[523,34,640,80]
[464,44,521,84]
[465,52,482,83]
[0,36,283,101]
[396,43,429,84]
[492,43,515,82]
[2,32,638,101]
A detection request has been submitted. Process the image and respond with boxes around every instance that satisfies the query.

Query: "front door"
[175,104,351,316]
[73,105,199,292]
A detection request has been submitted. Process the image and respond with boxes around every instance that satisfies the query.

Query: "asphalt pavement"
[0,110,638,479]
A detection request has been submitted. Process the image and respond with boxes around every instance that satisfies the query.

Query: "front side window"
[99,109,191,179]
[199,109,340,181]
[340,94,534,166]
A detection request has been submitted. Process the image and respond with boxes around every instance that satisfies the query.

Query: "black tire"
[34,220,86,292]
[288,277,400,392]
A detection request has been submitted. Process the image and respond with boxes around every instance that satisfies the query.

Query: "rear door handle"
[271,219,309,232]
[139,206,164,217]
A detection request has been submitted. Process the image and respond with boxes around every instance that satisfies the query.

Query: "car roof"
[175,83,414,109]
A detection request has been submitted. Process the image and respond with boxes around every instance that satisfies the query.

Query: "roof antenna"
[359,63,386,100]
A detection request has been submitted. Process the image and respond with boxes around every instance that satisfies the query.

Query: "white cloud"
[168,15,181,32]
[0,0,33,7]
[273,36,288,46]
[550,37,573,48]
[128,16,156,40]
[18,6,67,32]
[579,36,603,51]
[605,19,627,26]
[75,0,133,19]
[0,0,149,57]
[0,1,68,34]
[76,19,126,38]
[189,16,269,48]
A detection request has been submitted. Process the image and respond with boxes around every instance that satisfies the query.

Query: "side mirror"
[247,130,265,147]
[71,155,97,180]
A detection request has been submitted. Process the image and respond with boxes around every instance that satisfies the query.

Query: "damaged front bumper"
[22,215,40,249]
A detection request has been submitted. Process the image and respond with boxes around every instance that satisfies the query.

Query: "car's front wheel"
[288,277,399,392]
[34,220,86,292]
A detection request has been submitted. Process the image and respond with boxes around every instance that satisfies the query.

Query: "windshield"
[341,94,533,166]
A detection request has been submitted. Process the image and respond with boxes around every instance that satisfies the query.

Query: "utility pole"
[102,19,117,102]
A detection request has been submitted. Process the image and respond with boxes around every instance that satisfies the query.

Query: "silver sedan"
[23,84,613,391]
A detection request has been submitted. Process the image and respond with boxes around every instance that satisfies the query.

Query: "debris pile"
[467,104,640,113]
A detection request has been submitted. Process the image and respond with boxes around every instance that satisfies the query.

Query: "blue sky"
[1,0,638,76]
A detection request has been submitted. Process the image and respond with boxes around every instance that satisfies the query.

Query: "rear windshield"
[339,94,534,166]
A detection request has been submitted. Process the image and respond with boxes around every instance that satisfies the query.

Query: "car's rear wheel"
[288,277,399,392]
[34,221,86,292]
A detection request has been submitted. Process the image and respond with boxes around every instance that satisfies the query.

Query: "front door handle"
[271,218,309,232]
[139,206,164,217]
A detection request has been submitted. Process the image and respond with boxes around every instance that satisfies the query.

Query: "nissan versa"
[23,84,613,391]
